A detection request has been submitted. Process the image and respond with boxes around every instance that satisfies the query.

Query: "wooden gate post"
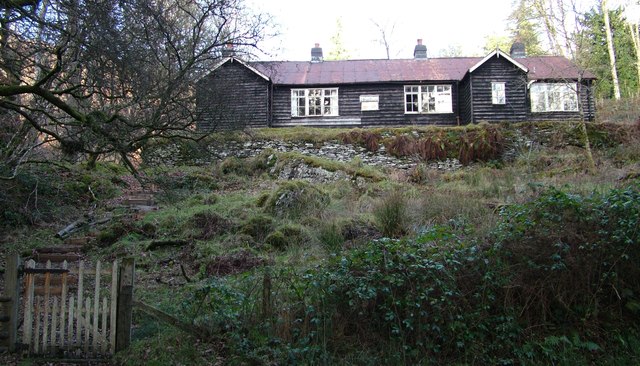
[5,253,21,352]
[115,258,134,352]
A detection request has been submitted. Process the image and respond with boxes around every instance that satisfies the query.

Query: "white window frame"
[530,83,579,112]
[291,88,339,117]
[492,82,506,104]
[404,85,452,114]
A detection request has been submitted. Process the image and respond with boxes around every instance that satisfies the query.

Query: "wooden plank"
[35,245,83,254]
[76,261,84,348]
[22,260,35,351]
[34,296,41,354]
[5,253,20,352]
[124,198,155,206]
[35,274,78,287]
[42,261,51,353]
[23,268,70,275]
[34,287,66,296]
[92,261,101,354]
[51,297,58,353]
[84,297,91,355]
[64,237,89,246]
[115,258,134,352]
[109,260,118,353]
[101,297,108,354]
[67,296,75,349]
[133,300,207,338]
[67,268,112,276]
[60,261,68,350]
[36,253,82,263]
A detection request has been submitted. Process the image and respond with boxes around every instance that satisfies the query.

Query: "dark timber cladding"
[196,59,269,130]
[270,83,459,127]
[195,41,597,130]
[466,56,528,123]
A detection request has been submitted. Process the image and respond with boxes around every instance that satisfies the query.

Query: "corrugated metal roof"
[518,56,595,80]
[250,56,595,85]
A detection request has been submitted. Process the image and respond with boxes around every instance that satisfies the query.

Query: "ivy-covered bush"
[493,185,640,326]
[177,184,640,365]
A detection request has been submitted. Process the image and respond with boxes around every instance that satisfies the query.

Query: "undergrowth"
[172,183,640,365]
[3,123,640,365]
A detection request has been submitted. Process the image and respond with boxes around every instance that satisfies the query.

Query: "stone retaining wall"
[144,139,464,171]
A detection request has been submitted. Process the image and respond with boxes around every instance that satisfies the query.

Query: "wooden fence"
[0,253,134,358]
[0,254,20,353]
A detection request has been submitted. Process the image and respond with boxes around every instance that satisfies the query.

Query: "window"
[492,82,506,104]
[530,83,578,112]
[404,85,452,114]
[291,88,339,117]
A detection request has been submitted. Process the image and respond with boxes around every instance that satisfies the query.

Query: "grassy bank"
[2,121,640,365]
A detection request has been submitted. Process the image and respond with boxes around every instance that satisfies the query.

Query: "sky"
[246,0,608,61]
[247,0,518,61]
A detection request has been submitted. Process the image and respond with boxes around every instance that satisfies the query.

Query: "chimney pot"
[510,41,526,58]
[414,39,427,59]
[311,43,323,63]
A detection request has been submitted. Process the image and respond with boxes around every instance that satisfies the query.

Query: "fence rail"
[21,259,120,357]
[0,253,134,359]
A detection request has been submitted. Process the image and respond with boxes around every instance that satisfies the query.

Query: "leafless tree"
[0,0,274,177]
[602,0,622,99]
[371,19,396,60]
[623,1,640,94]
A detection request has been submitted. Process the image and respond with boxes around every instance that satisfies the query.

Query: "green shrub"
[317,220,345,251]
[240,214,275,242]
[493,186,640,326]
[265,181,329,219]
[264,224,309,250]
[292,228,517,363]
[97,221,131,246]
[264,230,287,250]
[151,168,219,199]
[373,191,409,238]
[190,210,234,240]
[220,150,273,177]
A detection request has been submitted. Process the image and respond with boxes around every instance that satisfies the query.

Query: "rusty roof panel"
[251,56,595,85]
[519,56,596,80]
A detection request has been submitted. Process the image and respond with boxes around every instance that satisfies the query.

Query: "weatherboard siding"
[195,55,597,129]
[469,56,528,123]
[196,60,270,130]
[271,83,460,127]
[459,77,472,124]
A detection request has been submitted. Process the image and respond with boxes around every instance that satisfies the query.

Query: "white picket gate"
[21,259,119,357]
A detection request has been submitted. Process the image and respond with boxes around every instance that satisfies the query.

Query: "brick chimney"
[510,41,526,58]
[311,43,323,63]
[414,39,427,59]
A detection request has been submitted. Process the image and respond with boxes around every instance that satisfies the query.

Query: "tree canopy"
[0,0,273,176]
[578,6,639,99]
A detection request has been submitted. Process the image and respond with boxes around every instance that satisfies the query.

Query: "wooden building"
[196,40,596,130]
